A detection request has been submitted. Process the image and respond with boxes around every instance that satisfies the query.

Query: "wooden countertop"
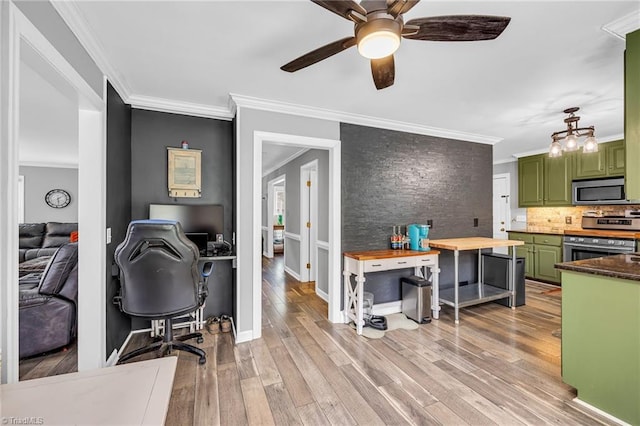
[344,249,440,260]
[429,237,524,251]
[564,229,640,239]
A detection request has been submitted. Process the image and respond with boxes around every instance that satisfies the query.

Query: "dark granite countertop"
[555,253,640,282]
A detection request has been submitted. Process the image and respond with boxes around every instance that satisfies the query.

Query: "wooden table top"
[343,249,440,261]
[429,237,525,251]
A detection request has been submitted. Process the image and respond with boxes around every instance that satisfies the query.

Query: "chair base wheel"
[198,357,206,365]
[197,337,204,344]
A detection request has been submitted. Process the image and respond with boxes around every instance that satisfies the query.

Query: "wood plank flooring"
[18,340,77,381]
[117,255,617,424]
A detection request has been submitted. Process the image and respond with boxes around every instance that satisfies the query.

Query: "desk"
[428,237,524,323]
[343,249,440,335]
[0,357,176,425]
[151,255,237,337]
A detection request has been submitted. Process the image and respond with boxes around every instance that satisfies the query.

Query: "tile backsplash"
[526,205,640,233]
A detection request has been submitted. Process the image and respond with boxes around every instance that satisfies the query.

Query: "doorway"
[265,175,286,258]
[493,173,511,254]
[1,4,106,383]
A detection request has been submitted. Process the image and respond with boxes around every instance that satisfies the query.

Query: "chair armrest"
[199,261,213,302]
[201,261,213,278]
[19,289,50,308]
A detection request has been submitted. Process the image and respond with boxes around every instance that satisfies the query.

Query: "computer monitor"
[148,204,224,242]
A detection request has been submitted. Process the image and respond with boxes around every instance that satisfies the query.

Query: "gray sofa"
[19,222,78,263]
[19,243,78,358]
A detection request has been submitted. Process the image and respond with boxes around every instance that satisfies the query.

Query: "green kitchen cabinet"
[518,155,544,207]
[626,29,640,200]
[508,232,561,283]
[573,140,625,179]
[544,154,573,205]
[606,140,625,176]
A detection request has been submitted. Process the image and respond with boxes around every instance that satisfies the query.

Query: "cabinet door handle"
[397,261,407,265]
[372,263,382,267]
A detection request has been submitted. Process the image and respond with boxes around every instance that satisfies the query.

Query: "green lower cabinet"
[562,271,640,424]
[533,245,562,282]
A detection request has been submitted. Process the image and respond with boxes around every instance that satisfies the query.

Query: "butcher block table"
[428,237,525,323]
[343,249,440,335]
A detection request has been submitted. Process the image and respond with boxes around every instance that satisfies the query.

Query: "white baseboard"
[372,301,402,316]
[316,286,329,302]
[235,329,253,343]
[572,398,630,426]
[284,265,301,281]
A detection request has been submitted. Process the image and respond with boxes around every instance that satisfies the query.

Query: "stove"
[563,213,639,261]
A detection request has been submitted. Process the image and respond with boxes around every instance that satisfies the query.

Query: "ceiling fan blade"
[281,37,357,73]
[311,0,367,23]
[371,55,395,90]
[387,0,420,18]
[403,15,511,41]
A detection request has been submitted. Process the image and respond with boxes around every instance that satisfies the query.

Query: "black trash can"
[401,275,432,324]
[481,253,526,307]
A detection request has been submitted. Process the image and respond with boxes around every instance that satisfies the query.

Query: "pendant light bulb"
[564,134,579,152]
[549,140,563,157]
[583,135,598,153]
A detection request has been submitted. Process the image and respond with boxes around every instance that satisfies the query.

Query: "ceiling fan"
[281,0,511,90]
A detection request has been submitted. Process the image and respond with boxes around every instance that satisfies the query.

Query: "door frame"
[0,3,106,383]
[251,131,341,341]
[300,160,318,283]
[492,173,511,240]
[265,174,285,258]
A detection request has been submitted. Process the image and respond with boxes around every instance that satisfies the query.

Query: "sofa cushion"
[42,222,78,248]
[19,223,45,249]
[24,248,58,262]
[39,243,78,296]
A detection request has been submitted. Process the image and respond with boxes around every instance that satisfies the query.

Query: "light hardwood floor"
[121,255,614,425]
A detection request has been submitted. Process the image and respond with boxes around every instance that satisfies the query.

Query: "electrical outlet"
[216,233,224,243]
[473,218,479,227]
[427,219,433,228]
[565,216,572,224]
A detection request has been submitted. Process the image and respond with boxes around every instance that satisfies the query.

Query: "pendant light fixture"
[548,107,598,158]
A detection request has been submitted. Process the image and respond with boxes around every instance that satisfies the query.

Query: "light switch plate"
[106,227,112,244]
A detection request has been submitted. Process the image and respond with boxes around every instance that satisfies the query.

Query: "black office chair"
[114,220,213,365]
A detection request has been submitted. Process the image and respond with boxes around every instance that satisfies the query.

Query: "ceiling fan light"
[358,30,400,59]
[564,134,579,152]
[583,135,598,153]
[549,140,563,158]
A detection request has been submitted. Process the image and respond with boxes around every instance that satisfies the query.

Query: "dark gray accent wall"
[105,82,131,356]
[14,1,103,99]
[341,123,493,304]
[130,109,234,326]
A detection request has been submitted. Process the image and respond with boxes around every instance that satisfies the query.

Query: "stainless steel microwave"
[572,177,629,205]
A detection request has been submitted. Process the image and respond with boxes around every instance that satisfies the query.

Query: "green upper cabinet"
[518,155,544,207]
[626,29,640,200]
[574,140,625,179]
[544,154,573,205]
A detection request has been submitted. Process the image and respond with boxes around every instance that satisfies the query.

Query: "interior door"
[493,174,510,254]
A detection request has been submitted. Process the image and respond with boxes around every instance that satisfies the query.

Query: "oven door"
[563,242,635,262]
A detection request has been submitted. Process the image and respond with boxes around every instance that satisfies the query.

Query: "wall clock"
[45,189,71,208]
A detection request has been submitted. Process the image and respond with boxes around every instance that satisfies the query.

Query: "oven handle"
[563,242,635,252]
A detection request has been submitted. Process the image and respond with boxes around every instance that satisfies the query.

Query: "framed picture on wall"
[167,147,202,198]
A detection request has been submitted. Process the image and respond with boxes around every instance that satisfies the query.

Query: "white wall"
[493,160,527,229]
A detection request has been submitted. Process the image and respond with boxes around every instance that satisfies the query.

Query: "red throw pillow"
[70,231,79,243]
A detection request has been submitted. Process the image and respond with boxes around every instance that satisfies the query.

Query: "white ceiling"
[19,40,79,167]
[66,1,640,164]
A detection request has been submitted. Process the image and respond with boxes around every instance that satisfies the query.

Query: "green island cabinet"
[562,271,640,424]
[518,141,625,207]
[626,29,640,200]
[507,232,562,283]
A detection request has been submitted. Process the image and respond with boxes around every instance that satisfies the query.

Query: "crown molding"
[492,158,517,165]
[230,94,502,145]
[262,148,310,177]
[51,0,132,100]
[129,95,234,120]
[602,10,640,41]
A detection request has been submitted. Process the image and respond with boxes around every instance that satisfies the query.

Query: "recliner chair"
[114,220,212,365]
[19,243,78,358]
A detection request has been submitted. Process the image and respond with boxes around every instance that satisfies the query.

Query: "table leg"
[511,246,517,309]
[477,249,483,298]
[356,261,365,335]
[343,269,351,324]
[454,249,459,324]
[432,261,440,320]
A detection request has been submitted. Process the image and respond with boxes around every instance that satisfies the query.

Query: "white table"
[0,357,177,425]
[428,237,525,324]
[343,249,440,335]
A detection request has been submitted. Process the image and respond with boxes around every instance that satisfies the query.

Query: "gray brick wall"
[341,123,492,304]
